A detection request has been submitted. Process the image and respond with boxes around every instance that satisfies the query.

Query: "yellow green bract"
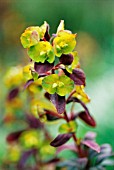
[19,130,42,149]
[20,21,48,48]
[59,121,77,133]
[42,74,74,96]
[4,66,23,88]
[53,31,76,57]
[23,63,33,81]
[73,85,90,103]
[56,20,64,34]
[28,41,54,63]
[7,145,21,162]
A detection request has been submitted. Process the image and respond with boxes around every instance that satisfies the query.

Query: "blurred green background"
[0,0,114,168]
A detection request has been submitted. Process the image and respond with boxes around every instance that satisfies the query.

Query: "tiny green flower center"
[58,81,64,87]
[52,83,58,88]
[40,51,46,56]
[52,81,64,89]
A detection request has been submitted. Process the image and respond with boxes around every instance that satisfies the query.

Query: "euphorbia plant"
[4,20,114,169]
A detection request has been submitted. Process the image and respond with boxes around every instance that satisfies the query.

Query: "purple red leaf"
[70,68,86,86]
[50,133,72,147]
[50,93,65,114]
[24,79,34,89]
[67,97,96,127]
[7,88,19,100]
[60,54,73,65]
[34,61,54,75]
[6,130,24,143]
[78,111,96,127]
[45,110,60,121]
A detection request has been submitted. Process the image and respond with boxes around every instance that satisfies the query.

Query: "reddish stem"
[63,110,84,158]
[52,62,62,71]
[64,111,69,122]
[66,90,76,103]
[72,133,84,158]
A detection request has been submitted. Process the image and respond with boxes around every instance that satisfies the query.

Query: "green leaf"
[28,41,55,63]
[42,74,74,96]
[59,121,77,133]
[53,31,76,57]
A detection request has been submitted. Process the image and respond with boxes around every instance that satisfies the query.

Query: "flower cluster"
[3,20,113,170]
[20,21,87,99]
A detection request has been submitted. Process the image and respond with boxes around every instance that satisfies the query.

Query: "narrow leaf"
[70,68,86,86]
[67,97,89,114]
[78,111,96,127]
[6,130,24,143]
[34,61,54,74]
[45,109,63,120]
[24,79,34,89]
[50,133,72,147]
[82,140,100,153]
[67,97,96,127]
[7,88,19,100]
[46,113,59,121]
[50,93,65,114]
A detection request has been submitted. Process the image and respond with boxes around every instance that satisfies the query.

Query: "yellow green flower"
[42,74,74,96]
[20,21,48,48]
[28,41,54,63]
[53,30,76,57]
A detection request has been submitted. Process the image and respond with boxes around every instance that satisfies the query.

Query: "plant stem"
[66,90,76,103]
[70,102,75,120]
[64,110,84,158]
[64,111,69,122]
[52,62,62,71]
[72,133,84,158]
